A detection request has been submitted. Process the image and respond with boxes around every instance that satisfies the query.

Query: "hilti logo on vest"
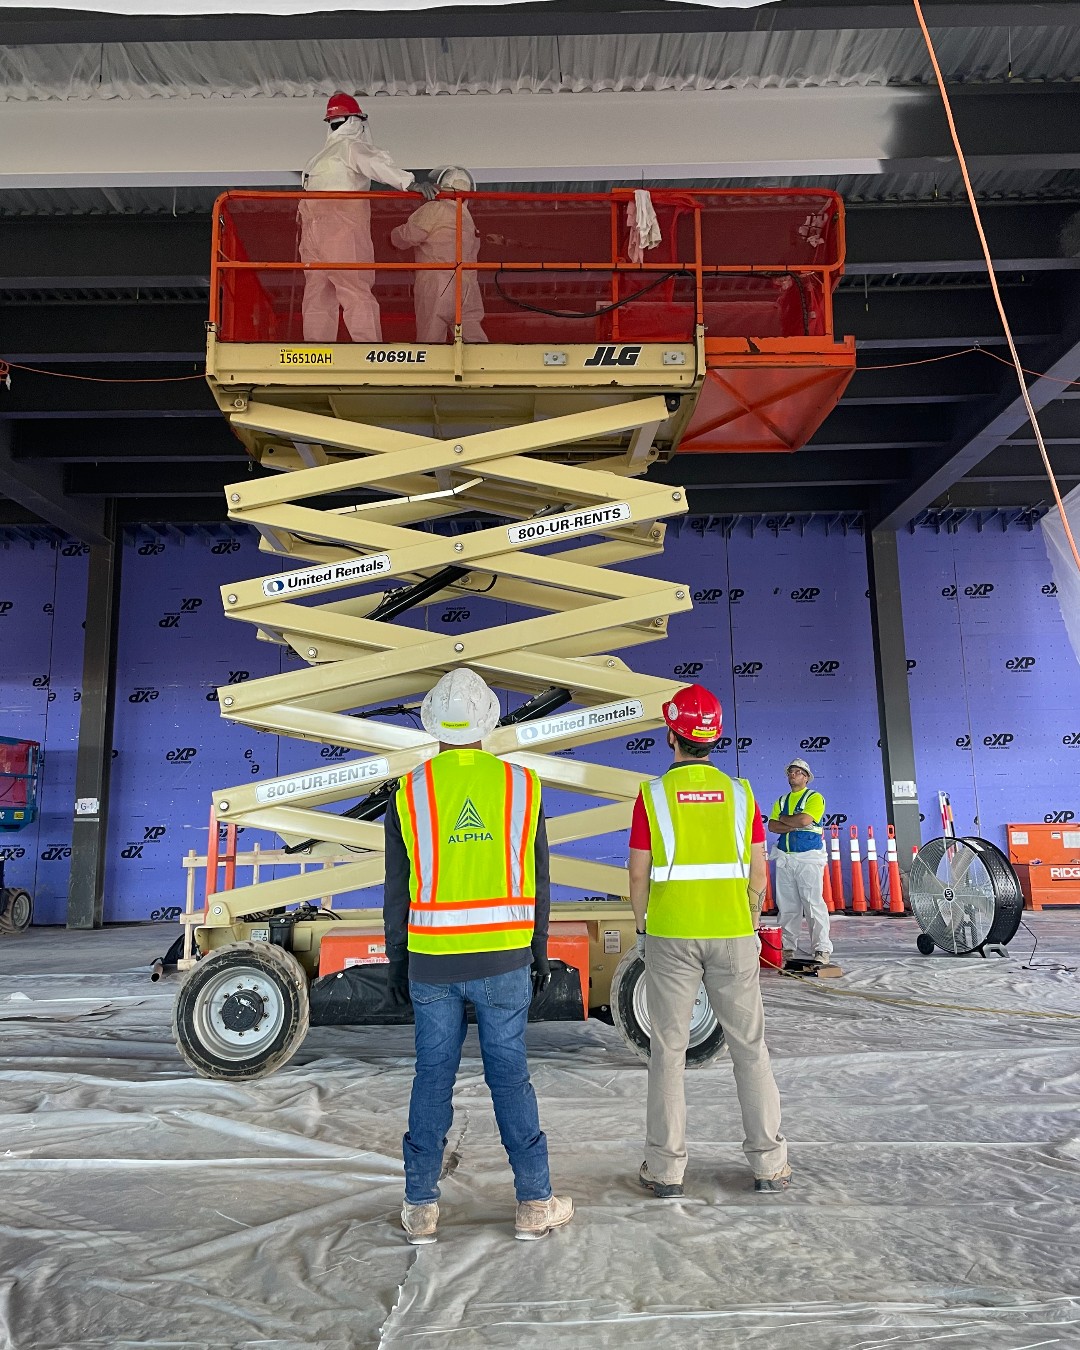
[448,798,493,844]
[676,791,726,804]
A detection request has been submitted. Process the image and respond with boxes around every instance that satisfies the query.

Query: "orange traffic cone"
[763,858,776,914]
[830,826,845,912]
[866,826,883,911]
[822,855,835,912]
[886,825,906,914]
[849,826,867,913]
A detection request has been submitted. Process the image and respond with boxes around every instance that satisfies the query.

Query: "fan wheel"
[909,837,1023,956]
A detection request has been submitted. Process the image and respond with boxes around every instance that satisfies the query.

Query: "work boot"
[754,1166,792,1193]
[638,1162,684,1199]
[400,1200,439,1245]
[782,949,795,965]
[514,1194,574,1240]
[813,951,831,964]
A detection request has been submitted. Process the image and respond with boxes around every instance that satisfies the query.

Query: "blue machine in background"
[0,736,40,933]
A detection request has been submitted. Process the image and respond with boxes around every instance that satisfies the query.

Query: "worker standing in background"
[390,165,489,344]
[768,758,831,965]
[382,668,574,1245]
[299,92,436,343]
[628,685,790,1197]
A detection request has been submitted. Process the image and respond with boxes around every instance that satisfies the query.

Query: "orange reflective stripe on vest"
[396,749,539,956]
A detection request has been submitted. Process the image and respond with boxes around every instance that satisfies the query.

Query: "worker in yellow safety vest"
[382,667,574,1244]
[768,757,831,965]
[628,684,790,1196]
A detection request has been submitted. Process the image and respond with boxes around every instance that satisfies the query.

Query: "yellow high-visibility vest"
[396,749,540,956]
[641,762,756,939]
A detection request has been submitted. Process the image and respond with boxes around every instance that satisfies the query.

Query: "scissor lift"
[172,187,854,1079]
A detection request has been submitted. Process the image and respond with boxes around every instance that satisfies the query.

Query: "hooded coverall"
[390,199,488,344]
[299,120,416,343]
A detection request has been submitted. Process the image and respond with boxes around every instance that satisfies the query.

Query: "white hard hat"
[421,668,501,745]
[786,757,814,780]
[433,165,475,192]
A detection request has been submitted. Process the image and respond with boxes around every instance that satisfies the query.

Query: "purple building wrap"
[1,517,1077,922]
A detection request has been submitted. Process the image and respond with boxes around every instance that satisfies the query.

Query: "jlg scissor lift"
[172,187,854,1079]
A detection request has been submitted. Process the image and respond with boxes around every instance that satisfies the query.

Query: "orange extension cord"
[911,0,1080,575]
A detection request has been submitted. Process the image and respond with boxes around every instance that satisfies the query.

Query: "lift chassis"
[172,187,853,1078]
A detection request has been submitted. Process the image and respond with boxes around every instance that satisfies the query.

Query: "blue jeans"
[403,965,551,1204]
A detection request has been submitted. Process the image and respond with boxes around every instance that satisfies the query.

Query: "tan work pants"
[644,934,787,1184]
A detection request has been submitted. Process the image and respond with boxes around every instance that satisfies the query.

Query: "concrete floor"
[2,914,1080,1349]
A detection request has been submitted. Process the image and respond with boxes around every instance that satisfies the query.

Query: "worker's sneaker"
[754,1167,792,1193]
[812,951,831,964]
[400,1201,439,1245]
[638,1162,684,1199]
[514,1194,574,1240]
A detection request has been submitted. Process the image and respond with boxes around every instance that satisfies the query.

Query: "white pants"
[413,271,488,344]
[774,850,831,956]
[299,200,382,343]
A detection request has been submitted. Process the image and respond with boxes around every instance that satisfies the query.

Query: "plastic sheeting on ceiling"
[0,25,1078,102]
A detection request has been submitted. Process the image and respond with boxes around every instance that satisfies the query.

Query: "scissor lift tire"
[173,939,310,1080]
[609,949,727,1068]
[0,887,33,935]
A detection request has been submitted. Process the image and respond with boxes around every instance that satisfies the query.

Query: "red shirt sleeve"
[751,798,766,845]
[629,791,651,850]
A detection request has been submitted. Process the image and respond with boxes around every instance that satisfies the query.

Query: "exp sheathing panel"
[899,520,1080,847]
[530,517,884,900]
[0,537,87,923]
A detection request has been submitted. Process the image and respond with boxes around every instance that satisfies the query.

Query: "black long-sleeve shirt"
[382,794,550,984]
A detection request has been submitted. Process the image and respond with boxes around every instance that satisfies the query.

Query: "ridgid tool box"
[1007,823,1080,909]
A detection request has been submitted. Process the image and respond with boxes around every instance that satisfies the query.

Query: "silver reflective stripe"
[646,777,676,868]
[409,903,534,928]
[409,766,436,906]
[507,763,529,895]
[649,862,749,882]
[732,778,749,864]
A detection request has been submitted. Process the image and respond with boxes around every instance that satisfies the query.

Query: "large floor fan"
[909,836,1024,956]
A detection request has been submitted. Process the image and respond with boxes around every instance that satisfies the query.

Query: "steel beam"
[67,502,122,930]
[0,420,108,543]
[876,325,1080,528]
[866,528,921,874]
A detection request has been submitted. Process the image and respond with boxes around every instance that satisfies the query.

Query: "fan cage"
[910,836,1024,955]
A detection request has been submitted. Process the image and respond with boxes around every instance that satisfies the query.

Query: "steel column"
[67,503,122,929]
[866,527,921,873]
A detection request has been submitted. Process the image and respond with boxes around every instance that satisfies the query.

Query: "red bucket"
[758,926,783,969]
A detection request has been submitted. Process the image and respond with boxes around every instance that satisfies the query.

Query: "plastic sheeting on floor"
[2,916,1080,1348]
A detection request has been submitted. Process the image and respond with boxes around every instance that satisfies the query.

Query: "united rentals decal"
[506,503,631,546]
[515,699,644,745]
[254,756,390,804]
[262,555,392,599]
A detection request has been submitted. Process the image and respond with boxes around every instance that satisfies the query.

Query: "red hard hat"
[663,684,723,743]
[324,92,364,122]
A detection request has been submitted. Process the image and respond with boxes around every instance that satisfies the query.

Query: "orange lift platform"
[209,186,854,463]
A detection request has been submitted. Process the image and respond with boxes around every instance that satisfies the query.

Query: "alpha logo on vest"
[448,798,493,844]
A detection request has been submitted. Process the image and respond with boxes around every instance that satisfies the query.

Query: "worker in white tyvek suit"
[299,92,436,343]
[389,166,489,344]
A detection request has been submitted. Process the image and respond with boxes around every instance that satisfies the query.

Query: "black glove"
[386,958,411,1009]
[530,941,551,999]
